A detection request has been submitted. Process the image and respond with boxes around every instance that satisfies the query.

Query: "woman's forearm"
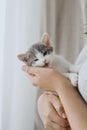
[56,81,87,130]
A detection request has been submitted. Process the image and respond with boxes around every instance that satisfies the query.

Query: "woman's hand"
[38,93,70,130]
[22,65,69,92]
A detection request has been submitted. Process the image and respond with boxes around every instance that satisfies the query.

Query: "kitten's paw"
[71,74,78,87]
[69,64,81,73]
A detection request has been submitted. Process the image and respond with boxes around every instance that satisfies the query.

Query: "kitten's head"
[18,33,53,67]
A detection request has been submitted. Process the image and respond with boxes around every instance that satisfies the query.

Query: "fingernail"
[62,113,66,119]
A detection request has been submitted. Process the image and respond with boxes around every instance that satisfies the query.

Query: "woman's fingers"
[22,65,41,75]
[45,121,69,130]
[22,65,35,75]
[38,94,70,129]
[22,65,30,73]
[27,75,38,86]
[47,103,68,128]
[51,95,67,119]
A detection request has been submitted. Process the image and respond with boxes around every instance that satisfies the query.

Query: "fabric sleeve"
[78,60,87,103]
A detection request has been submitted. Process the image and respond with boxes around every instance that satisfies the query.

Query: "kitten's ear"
[17,53,27,64]
[41,33,50,46]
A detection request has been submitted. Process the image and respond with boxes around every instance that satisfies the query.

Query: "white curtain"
[80,0,87,34]
[0,0,42,130]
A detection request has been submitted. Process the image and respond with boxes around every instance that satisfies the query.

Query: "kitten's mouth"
[43,63,49,67]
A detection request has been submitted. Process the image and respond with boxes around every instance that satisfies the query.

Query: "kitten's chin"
[32,62,51,68]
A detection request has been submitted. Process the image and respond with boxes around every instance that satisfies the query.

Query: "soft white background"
[0,0,42,130]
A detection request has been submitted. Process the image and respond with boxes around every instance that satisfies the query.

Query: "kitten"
[18,33,80,87]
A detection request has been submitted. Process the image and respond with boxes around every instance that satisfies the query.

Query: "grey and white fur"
[18,33,82,87]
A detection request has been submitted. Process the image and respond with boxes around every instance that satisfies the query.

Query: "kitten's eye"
[43,51,47,56]
[34,59,38,61]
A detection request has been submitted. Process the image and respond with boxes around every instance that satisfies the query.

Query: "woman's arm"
[56,80,87,130]
[22,66,87,130]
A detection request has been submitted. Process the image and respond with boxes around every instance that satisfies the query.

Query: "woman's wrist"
[53,74,72,95]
